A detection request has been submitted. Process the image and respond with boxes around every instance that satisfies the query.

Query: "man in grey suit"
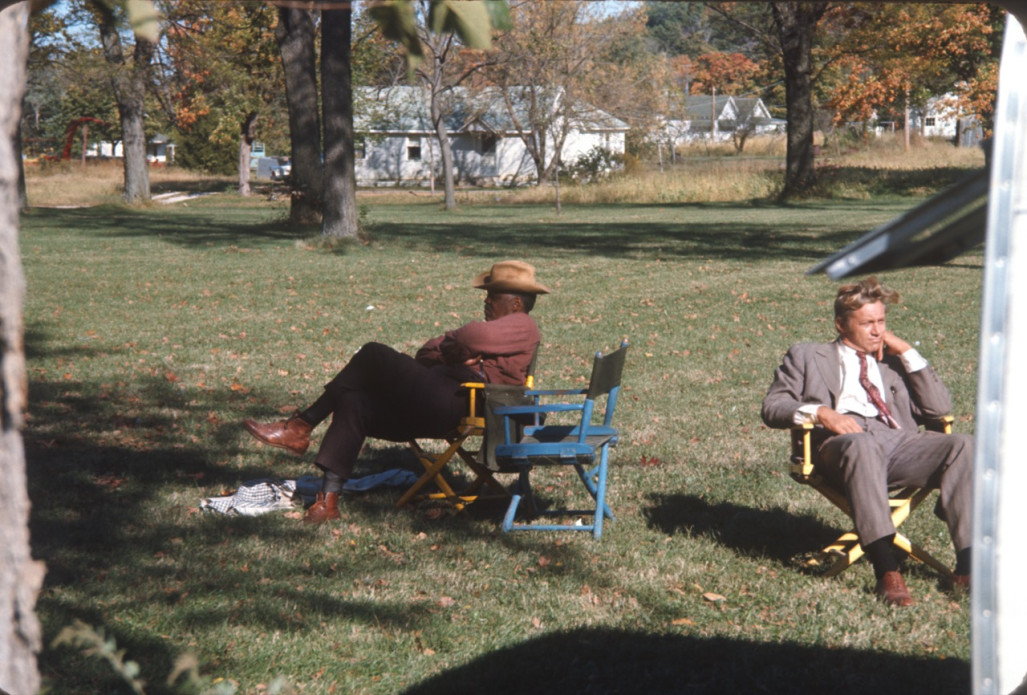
[762,277,972,606]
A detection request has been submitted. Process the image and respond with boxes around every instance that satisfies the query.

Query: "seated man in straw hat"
[242,260,551,523]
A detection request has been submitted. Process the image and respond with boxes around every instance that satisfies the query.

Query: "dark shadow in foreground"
[401,626,968,695]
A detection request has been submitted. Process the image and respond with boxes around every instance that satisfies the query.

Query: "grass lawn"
[20,169,982,693]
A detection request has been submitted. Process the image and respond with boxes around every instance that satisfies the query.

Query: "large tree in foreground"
[1,6,45,694]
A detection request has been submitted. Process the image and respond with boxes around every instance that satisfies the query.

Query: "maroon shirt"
[415,311,539,385]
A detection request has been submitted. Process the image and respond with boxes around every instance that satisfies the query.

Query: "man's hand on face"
[880,330,912,360]
[817,406,865,435]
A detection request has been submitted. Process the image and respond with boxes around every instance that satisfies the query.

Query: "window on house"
[478,134,498,155]
[407,140,421,161]
[925,117,936,127]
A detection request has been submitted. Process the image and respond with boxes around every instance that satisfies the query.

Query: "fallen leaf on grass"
[702,592,727,603]
[671,618,695,626]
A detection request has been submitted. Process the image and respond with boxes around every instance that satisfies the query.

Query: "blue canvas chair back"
[496,339,628,538]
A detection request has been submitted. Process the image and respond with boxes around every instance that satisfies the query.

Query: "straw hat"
[472,260,551,295]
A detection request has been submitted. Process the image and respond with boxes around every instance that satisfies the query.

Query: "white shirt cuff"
[900,348,928,373]
[794,404,823,426]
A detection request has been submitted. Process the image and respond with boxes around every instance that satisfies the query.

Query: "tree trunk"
[0,5,45,694]
[15,116,25,210]
[771,2,827,200]
[320,8,359,240]
[100,18,153,203]
[428,85,457,210]
[238,111,257,196]
[276,6,322,224]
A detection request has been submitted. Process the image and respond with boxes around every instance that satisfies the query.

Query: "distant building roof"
[354,86,629,136]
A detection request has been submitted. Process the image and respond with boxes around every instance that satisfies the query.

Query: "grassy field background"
[21,140,984,694]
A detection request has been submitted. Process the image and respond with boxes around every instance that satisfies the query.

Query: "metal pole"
[973,15,1027,695]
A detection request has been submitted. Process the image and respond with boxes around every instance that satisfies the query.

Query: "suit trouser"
[816,417,974,552]
[312,342,478,480]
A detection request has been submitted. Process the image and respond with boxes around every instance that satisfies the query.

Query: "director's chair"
[394,349,538,511]
[789,415,956,579]
[491,340,628,539]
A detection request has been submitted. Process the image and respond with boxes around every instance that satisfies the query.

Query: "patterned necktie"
[858,351,900,429]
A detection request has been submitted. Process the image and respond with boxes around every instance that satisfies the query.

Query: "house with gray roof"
[354,86,629,186]
[662,94,782,145]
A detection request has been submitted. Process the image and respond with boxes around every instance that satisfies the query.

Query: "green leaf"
[483,0,511,32]
[125,0,160,42]
[428,0,493,50]
[368,0,424,62]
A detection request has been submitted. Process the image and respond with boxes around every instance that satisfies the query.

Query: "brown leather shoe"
[875,570,914,606]
[243,414,312,455]
[303,492,340,524]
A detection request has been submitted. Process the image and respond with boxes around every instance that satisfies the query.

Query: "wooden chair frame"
[395,346,539,511]
[789,417,956,579]
[394,381,513,511]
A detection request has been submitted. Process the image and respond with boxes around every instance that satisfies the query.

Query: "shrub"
[568,146,624,184]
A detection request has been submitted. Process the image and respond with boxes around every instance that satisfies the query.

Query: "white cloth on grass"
[201,470,420,515]
[200,478,298,516]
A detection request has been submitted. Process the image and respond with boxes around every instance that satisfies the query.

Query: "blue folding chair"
[491,340,628,539]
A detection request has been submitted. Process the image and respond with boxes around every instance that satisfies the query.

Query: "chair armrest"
[459,382,486,420]
[524,388,588,397]
[789,423,816,481]
[493,403,585,416]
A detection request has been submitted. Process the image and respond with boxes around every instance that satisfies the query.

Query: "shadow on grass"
[22,204,314,248]
[643,492,845,568]
[21,201,891,263]
[371,211,862,263]
[401,625,969,694]
[816,165,982,197]
[25,356,467,691]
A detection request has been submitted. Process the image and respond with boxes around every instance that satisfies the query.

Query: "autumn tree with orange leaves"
[824,3,1002,143]
[687,52,763,96]
[163,1,286,193]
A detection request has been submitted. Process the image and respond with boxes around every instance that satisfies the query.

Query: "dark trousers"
[313,342,478,479]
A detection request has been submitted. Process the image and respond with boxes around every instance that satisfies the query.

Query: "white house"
[91,134,176,163]
[353,86,629,186]
[662,94,781,146]
[916,94,983,147]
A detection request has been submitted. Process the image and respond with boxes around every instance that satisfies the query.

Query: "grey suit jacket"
[761,341,952,431]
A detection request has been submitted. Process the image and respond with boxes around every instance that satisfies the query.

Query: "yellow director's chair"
[394,349,538,512]
[789,416,956,580]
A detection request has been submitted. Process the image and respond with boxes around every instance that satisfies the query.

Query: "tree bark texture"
[320,8,359,240]
[276,6,323,224]
[771,2,827,199]
[417,25,457,210]
[100,17,153,203]
[238,111,258,196]
[428,84,457,210]
[0,4,45,694]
